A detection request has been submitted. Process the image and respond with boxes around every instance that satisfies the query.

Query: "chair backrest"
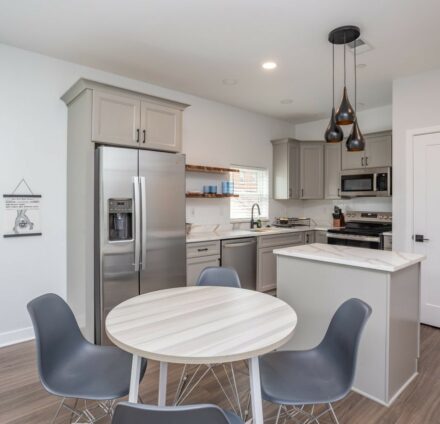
[27,293,86,391]
[112,402,239,424]
[318,298,372,389]
[196,266,241,288]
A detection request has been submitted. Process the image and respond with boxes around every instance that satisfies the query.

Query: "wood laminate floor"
[1,325,440,423]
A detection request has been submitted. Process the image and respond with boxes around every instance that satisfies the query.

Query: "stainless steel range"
[327,211,392,250]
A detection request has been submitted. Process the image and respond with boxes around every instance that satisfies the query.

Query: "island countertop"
[273,243,425,272]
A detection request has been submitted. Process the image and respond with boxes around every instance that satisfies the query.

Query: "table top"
[274,243,425,272]
[106,286,297,364]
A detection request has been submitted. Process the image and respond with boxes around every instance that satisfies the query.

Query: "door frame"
[404,125,440,253]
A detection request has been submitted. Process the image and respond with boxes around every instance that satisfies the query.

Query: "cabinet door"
[288,142,300,199]
[140,101,182,152]
[314,230,328,244]
[92,91,140,146]
[364,131,392,168]
[272,141,289,199]
[187,255,220,286]
[325,143,342,199]
[341,146,365,170]
[257,247,277,292]
[300,142,324,199]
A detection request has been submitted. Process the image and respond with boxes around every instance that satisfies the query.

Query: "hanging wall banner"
[3,194,42,238]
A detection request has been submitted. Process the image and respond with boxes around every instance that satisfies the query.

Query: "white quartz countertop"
[186,226,331,243]
[273,243,425,272]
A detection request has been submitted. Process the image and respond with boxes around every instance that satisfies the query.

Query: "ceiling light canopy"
[262,61,277,70]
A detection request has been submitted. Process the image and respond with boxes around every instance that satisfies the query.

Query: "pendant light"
[346,39,365,151]
[324,43,344,143]
[335,33,355,125]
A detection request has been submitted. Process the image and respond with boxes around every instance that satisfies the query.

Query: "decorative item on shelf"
[3,179,42,238]
[327,25,365,152]
[324,43,344,143]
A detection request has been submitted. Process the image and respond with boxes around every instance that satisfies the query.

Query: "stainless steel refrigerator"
[95,146,186,345]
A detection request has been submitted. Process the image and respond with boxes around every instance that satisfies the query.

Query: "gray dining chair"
[112,402,244,424]
[196,266,241,288]
[27,293,147,423]
[259,298,372,424]
[174,266,245,418]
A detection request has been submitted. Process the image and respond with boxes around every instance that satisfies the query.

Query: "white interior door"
[413,132,440,327]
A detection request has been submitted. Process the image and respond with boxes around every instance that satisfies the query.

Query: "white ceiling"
[1,0,440,123]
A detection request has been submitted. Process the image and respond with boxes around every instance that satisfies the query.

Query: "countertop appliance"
[327,211,392,250]
[221,238,257,290]
[340,167,391,197]
[96,146,186,344]
[272,217,311,228]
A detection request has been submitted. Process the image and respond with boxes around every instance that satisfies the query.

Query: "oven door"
[327,233,382,249]
[340,173,375,197]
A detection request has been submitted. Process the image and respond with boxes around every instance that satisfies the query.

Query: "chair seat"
[260,350,350,405]
[45,344,147,400]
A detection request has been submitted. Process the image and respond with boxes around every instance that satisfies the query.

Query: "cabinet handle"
[337,188,340,197]
[136,129,140,143]
[289,188,292,198]
[197,248,209,252]
[365,156,369,166]
[361,157,364,166]
[142,129,146,144]
[301,188,304,198]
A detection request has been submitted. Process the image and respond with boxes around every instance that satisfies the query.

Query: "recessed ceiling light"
[358,102,366,107]
[280,99,293,104]
[262,61,277,70]
[222,78,238,86]
[356,63,367,69]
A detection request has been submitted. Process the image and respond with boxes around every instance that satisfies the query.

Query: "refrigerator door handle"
[140,176,147,270]
[133,176,141,272]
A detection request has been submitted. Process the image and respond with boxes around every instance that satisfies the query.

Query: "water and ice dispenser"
[108,199,133,241]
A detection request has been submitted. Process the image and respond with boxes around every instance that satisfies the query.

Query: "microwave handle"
[373,173,377,191]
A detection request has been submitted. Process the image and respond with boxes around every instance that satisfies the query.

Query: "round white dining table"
[106,286,297,424]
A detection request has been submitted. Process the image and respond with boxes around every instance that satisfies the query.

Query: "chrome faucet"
[250,203,261,229]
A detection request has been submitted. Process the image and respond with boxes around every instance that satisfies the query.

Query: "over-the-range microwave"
[340,167,391,197]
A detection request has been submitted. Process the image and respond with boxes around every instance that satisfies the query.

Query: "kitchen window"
[230,165,269,221]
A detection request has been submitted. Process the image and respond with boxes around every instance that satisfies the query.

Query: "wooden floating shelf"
[185,164,240,174]
[186,193,239,198]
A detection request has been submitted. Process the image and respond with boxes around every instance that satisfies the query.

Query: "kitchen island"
[274,243,425,406]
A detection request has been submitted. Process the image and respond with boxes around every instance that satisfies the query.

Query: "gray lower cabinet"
[314,230,328,244]
[271,138,300,199]
[300,142,324,199]
[186,241,220,285]
[324,143,341,199]
[257,232,304,292]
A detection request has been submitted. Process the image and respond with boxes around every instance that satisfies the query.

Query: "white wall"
[291,105,393,225]
[0,43,295,346]
[392,69,440,251]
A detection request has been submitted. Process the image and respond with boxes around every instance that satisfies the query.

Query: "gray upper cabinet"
[271,138,300,200]
[62,79,189,153]
[92,91,140,146]
[324,143,341,199]
[140,101,182,152]
[342,130,392,170]
[300,142,324,199]
[364,131,392,168]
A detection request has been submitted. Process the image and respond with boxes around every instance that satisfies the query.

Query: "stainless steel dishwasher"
[221,238,257,290]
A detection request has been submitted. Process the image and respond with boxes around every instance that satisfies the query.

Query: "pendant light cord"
[343,32,346,86]
[332,43,335,107]
[354,40,357,113]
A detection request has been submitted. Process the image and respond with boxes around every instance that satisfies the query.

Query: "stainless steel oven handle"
[140,176,147,270]
[373,173,377,193]
[326,232,381,243]
[133,177,141,271]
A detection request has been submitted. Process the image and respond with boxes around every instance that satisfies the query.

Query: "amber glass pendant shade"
[325,107,344,142]
[336,86,356,125]
[346,119,365,151]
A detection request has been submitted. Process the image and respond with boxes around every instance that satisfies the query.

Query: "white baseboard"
[0,326,34,348]
[352,372,419,407]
